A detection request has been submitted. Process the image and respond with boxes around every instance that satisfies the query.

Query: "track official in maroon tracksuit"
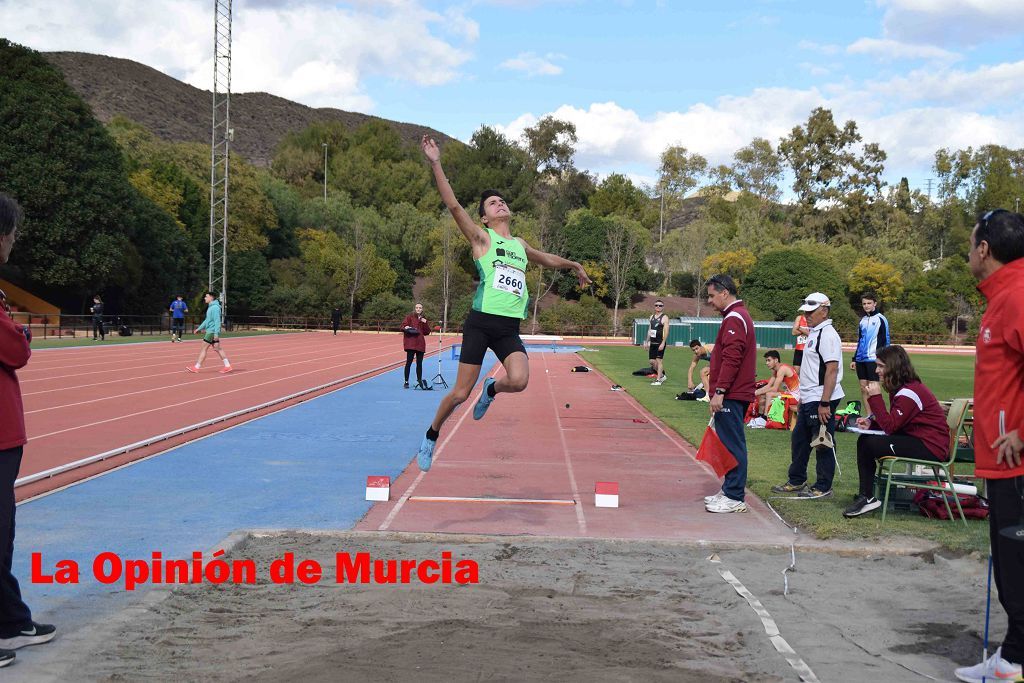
[960,209,1024,678]
[704,274,756,513]
[401,303,431,388]
[0,193,56,668]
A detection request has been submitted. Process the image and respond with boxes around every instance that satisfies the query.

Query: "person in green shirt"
[416,136,592,471]
[185,292,232,374]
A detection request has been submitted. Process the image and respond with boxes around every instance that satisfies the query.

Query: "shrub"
[886,309,949,340]
[361,293,413,324]
[537,295,611,334]
[742,248,847,321]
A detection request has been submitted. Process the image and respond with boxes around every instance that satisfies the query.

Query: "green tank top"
[472,228,530,319]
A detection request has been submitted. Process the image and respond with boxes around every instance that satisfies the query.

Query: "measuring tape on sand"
[715,565,820,683]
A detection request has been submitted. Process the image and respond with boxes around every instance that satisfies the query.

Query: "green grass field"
[580,345,987,554]
[29,329,296,349]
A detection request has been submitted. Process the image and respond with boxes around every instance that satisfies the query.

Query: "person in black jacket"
[330,306,342,336]
[90,296,105,341]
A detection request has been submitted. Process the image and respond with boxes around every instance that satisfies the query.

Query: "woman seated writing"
[843,345,950,518]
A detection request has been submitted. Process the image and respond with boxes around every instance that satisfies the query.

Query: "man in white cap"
[771,292,845,498]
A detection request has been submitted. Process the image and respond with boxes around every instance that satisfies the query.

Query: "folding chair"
[875,398,970,525]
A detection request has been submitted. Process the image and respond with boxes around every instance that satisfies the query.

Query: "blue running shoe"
[474,378,496,420]
[417,435,436,471]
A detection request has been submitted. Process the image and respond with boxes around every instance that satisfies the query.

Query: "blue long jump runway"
[12,350,497,645]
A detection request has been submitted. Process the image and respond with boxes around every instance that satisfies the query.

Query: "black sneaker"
[0,649,13,667]
[0,622,56,649]
[843,495,881,518]
[798,487,833,499]
[403,382,409,389]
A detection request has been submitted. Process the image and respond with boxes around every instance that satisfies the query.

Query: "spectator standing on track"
[791,312,809,373]
[90,295,105,341]
[185,292,231,374]
[331,305,342,336]
[401,303,430,389]
[415,135,591,472]
[0,193,57,668]
[168,295,188,343]
[771,292,845,499]
[646,299,669,386]
[851,291,890,414]
[703,274,756,514]
[954,209,1024,683]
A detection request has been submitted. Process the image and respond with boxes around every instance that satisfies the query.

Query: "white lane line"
[543,352,587,534]
[378,364,501,532]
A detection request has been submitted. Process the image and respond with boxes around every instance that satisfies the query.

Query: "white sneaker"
[705,497,748,513]
[955,648,1022,683]
[650,379,664,386]
[704,491,725,505]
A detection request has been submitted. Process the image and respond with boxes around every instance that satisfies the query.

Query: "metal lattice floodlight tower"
[209,0,232,319]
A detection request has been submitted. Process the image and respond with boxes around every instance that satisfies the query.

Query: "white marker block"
[595,481,619,508]
[365,476,390,502]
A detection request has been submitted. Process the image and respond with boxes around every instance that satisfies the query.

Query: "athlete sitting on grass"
[416,135,591,471]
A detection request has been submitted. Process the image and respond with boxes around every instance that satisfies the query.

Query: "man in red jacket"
[703,274,756,513]
[954,209,1024,683]
[0,194,56,667]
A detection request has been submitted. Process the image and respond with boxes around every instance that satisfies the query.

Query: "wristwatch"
[715,388,727,396]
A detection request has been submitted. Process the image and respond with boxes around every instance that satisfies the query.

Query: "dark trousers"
[787,399,841,491]
[856,434,940,497]
[0,447,31,631]
[716,400,749,502]
[92,318,104,340]
[404,350,424,383]
[171,319,184,337]
[332,321,339,335]
[989,476,1024,663]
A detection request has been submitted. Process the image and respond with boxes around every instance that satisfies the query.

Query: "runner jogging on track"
[415,135,591,471]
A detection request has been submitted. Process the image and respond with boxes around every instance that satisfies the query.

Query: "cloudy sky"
[3,0,1023,191]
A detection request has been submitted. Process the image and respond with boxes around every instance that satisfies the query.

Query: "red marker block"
[365,476,391,502]
[595,481,619,508]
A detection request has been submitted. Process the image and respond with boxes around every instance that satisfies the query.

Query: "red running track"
[358,351,794,544]
[16,332,427,501]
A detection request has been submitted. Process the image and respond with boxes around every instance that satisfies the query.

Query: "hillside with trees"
[3,39,1020,340]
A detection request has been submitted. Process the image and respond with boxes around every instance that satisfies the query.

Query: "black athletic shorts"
[459,309,527,365]
[792,349,804,366]
[648,344,665,360]
[855,361,879,381]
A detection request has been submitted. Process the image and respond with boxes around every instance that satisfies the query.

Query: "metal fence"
[9,311,974,347]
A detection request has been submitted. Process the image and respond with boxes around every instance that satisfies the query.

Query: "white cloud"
[798,40,841,55]
[0,0,478,111]
[495,60,1024,185]
[846,37,960,62]
[499,52,565,77]
[798,62,832,77]
[879,0,1024,47]
[866,59,1024,106]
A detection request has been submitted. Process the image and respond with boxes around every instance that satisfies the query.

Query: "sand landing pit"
[77,532,996,682]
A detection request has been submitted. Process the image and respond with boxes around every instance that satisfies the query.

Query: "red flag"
[695,422,738,478]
